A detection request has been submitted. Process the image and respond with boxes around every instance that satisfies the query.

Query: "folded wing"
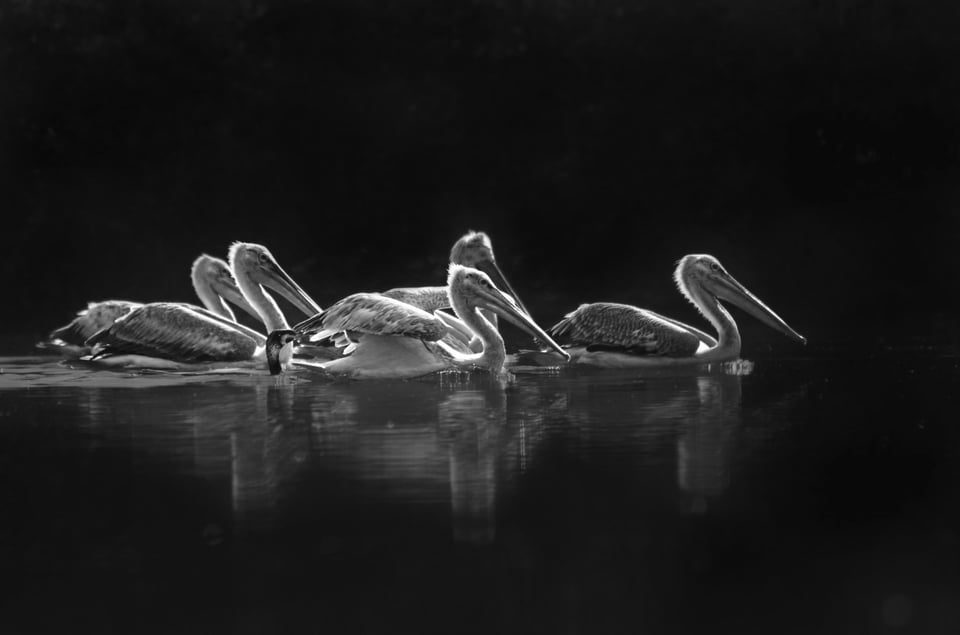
[87,302,260,362]
[298,293,448,343]
[551,302,702,357]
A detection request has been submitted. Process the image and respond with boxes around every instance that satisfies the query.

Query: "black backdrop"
[3,0,958,351]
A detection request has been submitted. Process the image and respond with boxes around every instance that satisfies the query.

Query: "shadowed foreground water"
[1,352,959,634]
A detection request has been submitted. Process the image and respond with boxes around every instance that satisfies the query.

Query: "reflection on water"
[2,354,959,633]
[677,375,743,512]
[440,386,504,544]
[0,357,786,542]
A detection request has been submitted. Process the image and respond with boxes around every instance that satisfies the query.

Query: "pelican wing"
[550,302,701,357]
[48,300,142,345]
[86,302,259,362]
[300,293,447,342]
[381,286,451,312]
[381,286,477,350]
[187,306,266,345]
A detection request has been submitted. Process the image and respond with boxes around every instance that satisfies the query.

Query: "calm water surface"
[1,351,959,634]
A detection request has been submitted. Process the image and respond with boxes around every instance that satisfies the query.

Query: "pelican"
[530,254,805,367]
[380,230,534,350]
[38,255,261,358]
[273,264,569,379]
[84,243,322,371]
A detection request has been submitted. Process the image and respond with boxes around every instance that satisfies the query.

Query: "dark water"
[2,350,959,634]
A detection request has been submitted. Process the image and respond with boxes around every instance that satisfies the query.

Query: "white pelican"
[268,264,569,379]
[39,254,260,358]
[381,230,534,350]
[84,243,322,370]
[529,254,805,367]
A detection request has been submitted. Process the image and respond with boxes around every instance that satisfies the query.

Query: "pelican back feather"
[303,293,447,342]
[550,302,701,357]
[48,300,142,345]
[380,286,451,312]
[86,302,259,362]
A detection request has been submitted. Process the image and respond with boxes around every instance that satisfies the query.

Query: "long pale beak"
[213,279,264,323]
[259,261,324,318]
[476,285,570,361]
[474,259,533,318]
[713,274,806,344]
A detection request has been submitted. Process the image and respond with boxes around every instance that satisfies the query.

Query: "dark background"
[2,0,958,353]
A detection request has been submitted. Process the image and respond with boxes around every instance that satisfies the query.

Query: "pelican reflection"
[676,374,744,514]
[505,365,761,513]
[438,383,507,544]
[214,373,512,542]
[48,359,807,547]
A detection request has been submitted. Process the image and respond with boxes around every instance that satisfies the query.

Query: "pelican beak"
[476,285,570,361]
[258,260,324,318]
[712,273,806,344]
[474,258,533,317]
[213,279,263,323]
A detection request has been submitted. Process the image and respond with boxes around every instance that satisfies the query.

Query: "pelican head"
[449,230,532,317]
[228,242,323,318]
[450,230,495,266]
[447,264,570,360]
[191,254,261,321]
[675,254,806,344]
[265,329,297,375]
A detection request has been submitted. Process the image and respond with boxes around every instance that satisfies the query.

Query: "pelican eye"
[710,262,723,274]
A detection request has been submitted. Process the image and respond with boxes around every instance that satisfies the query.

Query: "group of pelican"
[40,232,806,379]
